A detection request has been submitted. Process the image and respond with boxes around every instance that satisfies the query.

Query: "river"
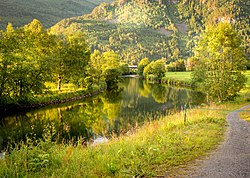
[0,78,205,151]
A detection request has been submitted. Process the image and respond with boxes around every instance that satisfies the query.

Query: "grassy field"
[165,72,192,81]
[0,0,112,29]
[0,98,248,177]
[165,71,250,88]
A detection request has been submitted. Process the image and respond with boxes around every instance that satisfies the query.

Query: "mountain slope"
[50,1,187,64]
[0,0,112,29]
[50,0,250,65]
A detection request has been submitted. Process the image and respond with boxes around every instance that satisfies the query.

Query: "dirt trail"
[185,105,250,178]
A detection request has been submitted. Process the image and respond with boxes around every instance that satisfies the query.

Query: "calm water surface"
[0,78,205,151]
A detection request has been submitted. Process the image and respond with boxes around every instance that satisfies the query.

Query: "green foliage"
[87,50,124,89]
[0,0,113,29]
[50,18,178,64]
[138,57,150,75]
[120,63,130,75]
[104,68,122,89]
[167,59,186,72]
[143,59,166,82]
[0,20,91,106]
[192,23,247,102]
[0,20,55,102]
[115,2,171,29]
[178,0,250,58]
[102,51,122,89]
[50,32,90,90]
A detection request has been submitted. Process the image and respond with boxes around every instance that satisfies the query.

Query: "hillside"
[50,1,187,64]
[0,0,112,29]
[50,0,249,65]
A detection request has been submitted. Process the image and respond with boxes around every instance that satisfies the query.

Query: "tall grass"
[0,104,236,177]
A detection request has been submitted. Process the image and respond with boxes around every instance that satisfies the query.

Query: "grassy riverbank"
[160,71,250,91]
[0,82,106,114]
[1,99,248,177]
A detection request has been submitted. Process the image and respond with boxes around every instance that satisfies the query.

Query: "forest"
[0,19,131,108]
[50,0,250,67]
[0,0,113,29]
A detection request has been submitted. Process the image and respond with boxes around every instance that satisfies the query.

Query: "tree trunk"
[57,75,62,91]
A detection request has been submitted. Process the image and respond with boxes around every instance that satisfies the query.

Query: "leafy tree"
[120,63,130,75]
[51,32,90,90]
[87,50,104,87]
[192,23,247,102]
[151,59,166,80]
[103,68,122,89]
[143,59,166,82]
[138,57,149,75]
[167,59,186,72]
[0,20,55,102]
[101,51,122,89]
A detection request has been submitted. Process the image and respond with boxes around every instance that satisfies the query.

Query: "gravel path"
[185,105,250,178]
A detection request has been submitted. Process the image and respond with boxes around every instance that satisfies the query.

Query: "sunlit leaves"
[192,23,247,102]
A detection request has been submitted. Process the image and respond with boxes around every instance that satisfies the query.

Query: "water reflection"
[0,78,205,151]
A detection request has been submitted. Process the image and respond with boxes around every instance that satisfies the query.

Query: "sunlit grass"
[165,72,192,81]
[3,101,248,177]
[239,109,250,122]
[44,82,80,93]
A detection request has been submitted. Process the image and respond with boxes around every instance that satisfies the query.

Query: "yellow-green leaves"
[192,23,247,102]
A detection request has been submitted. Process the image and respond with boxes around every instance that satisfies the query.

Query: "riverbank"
[1,97,248,177]
[0,84,107,116]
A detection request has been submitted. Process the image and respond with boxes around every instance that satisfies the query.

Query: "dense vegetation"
[0,20,127,107]
[192,23,247,102]
[0,0,249,177]
[50,0,250,66]
[0,0,112,29]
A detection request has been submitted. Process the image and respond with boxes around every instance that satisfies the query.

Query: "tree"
[143,59,166,82]
[0,20,56,102]
[151,59,166,80]
[87,50,104,87]
[138,57,149,75]
[51,32,90,90]
[192,23,247,102]
[101,51,122,89]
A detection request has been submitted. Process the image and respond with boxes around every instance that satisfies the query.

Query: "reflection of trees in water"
[0,78,206,151]
[0,97,106,150]
[151,84,168,103]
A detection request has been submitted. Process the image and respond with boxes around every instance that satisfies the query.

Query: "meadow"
[164,71,250,88]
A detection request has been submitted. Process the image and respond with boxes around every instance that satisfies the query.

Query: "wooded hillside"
[50,0,249,65]
[0,0,112,29]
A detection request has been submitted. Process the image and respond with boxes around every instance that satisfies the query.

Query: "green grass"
[165,71,192,81]
[164,71,250,87]
[2,100,248,177]
[240,110,250,122]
